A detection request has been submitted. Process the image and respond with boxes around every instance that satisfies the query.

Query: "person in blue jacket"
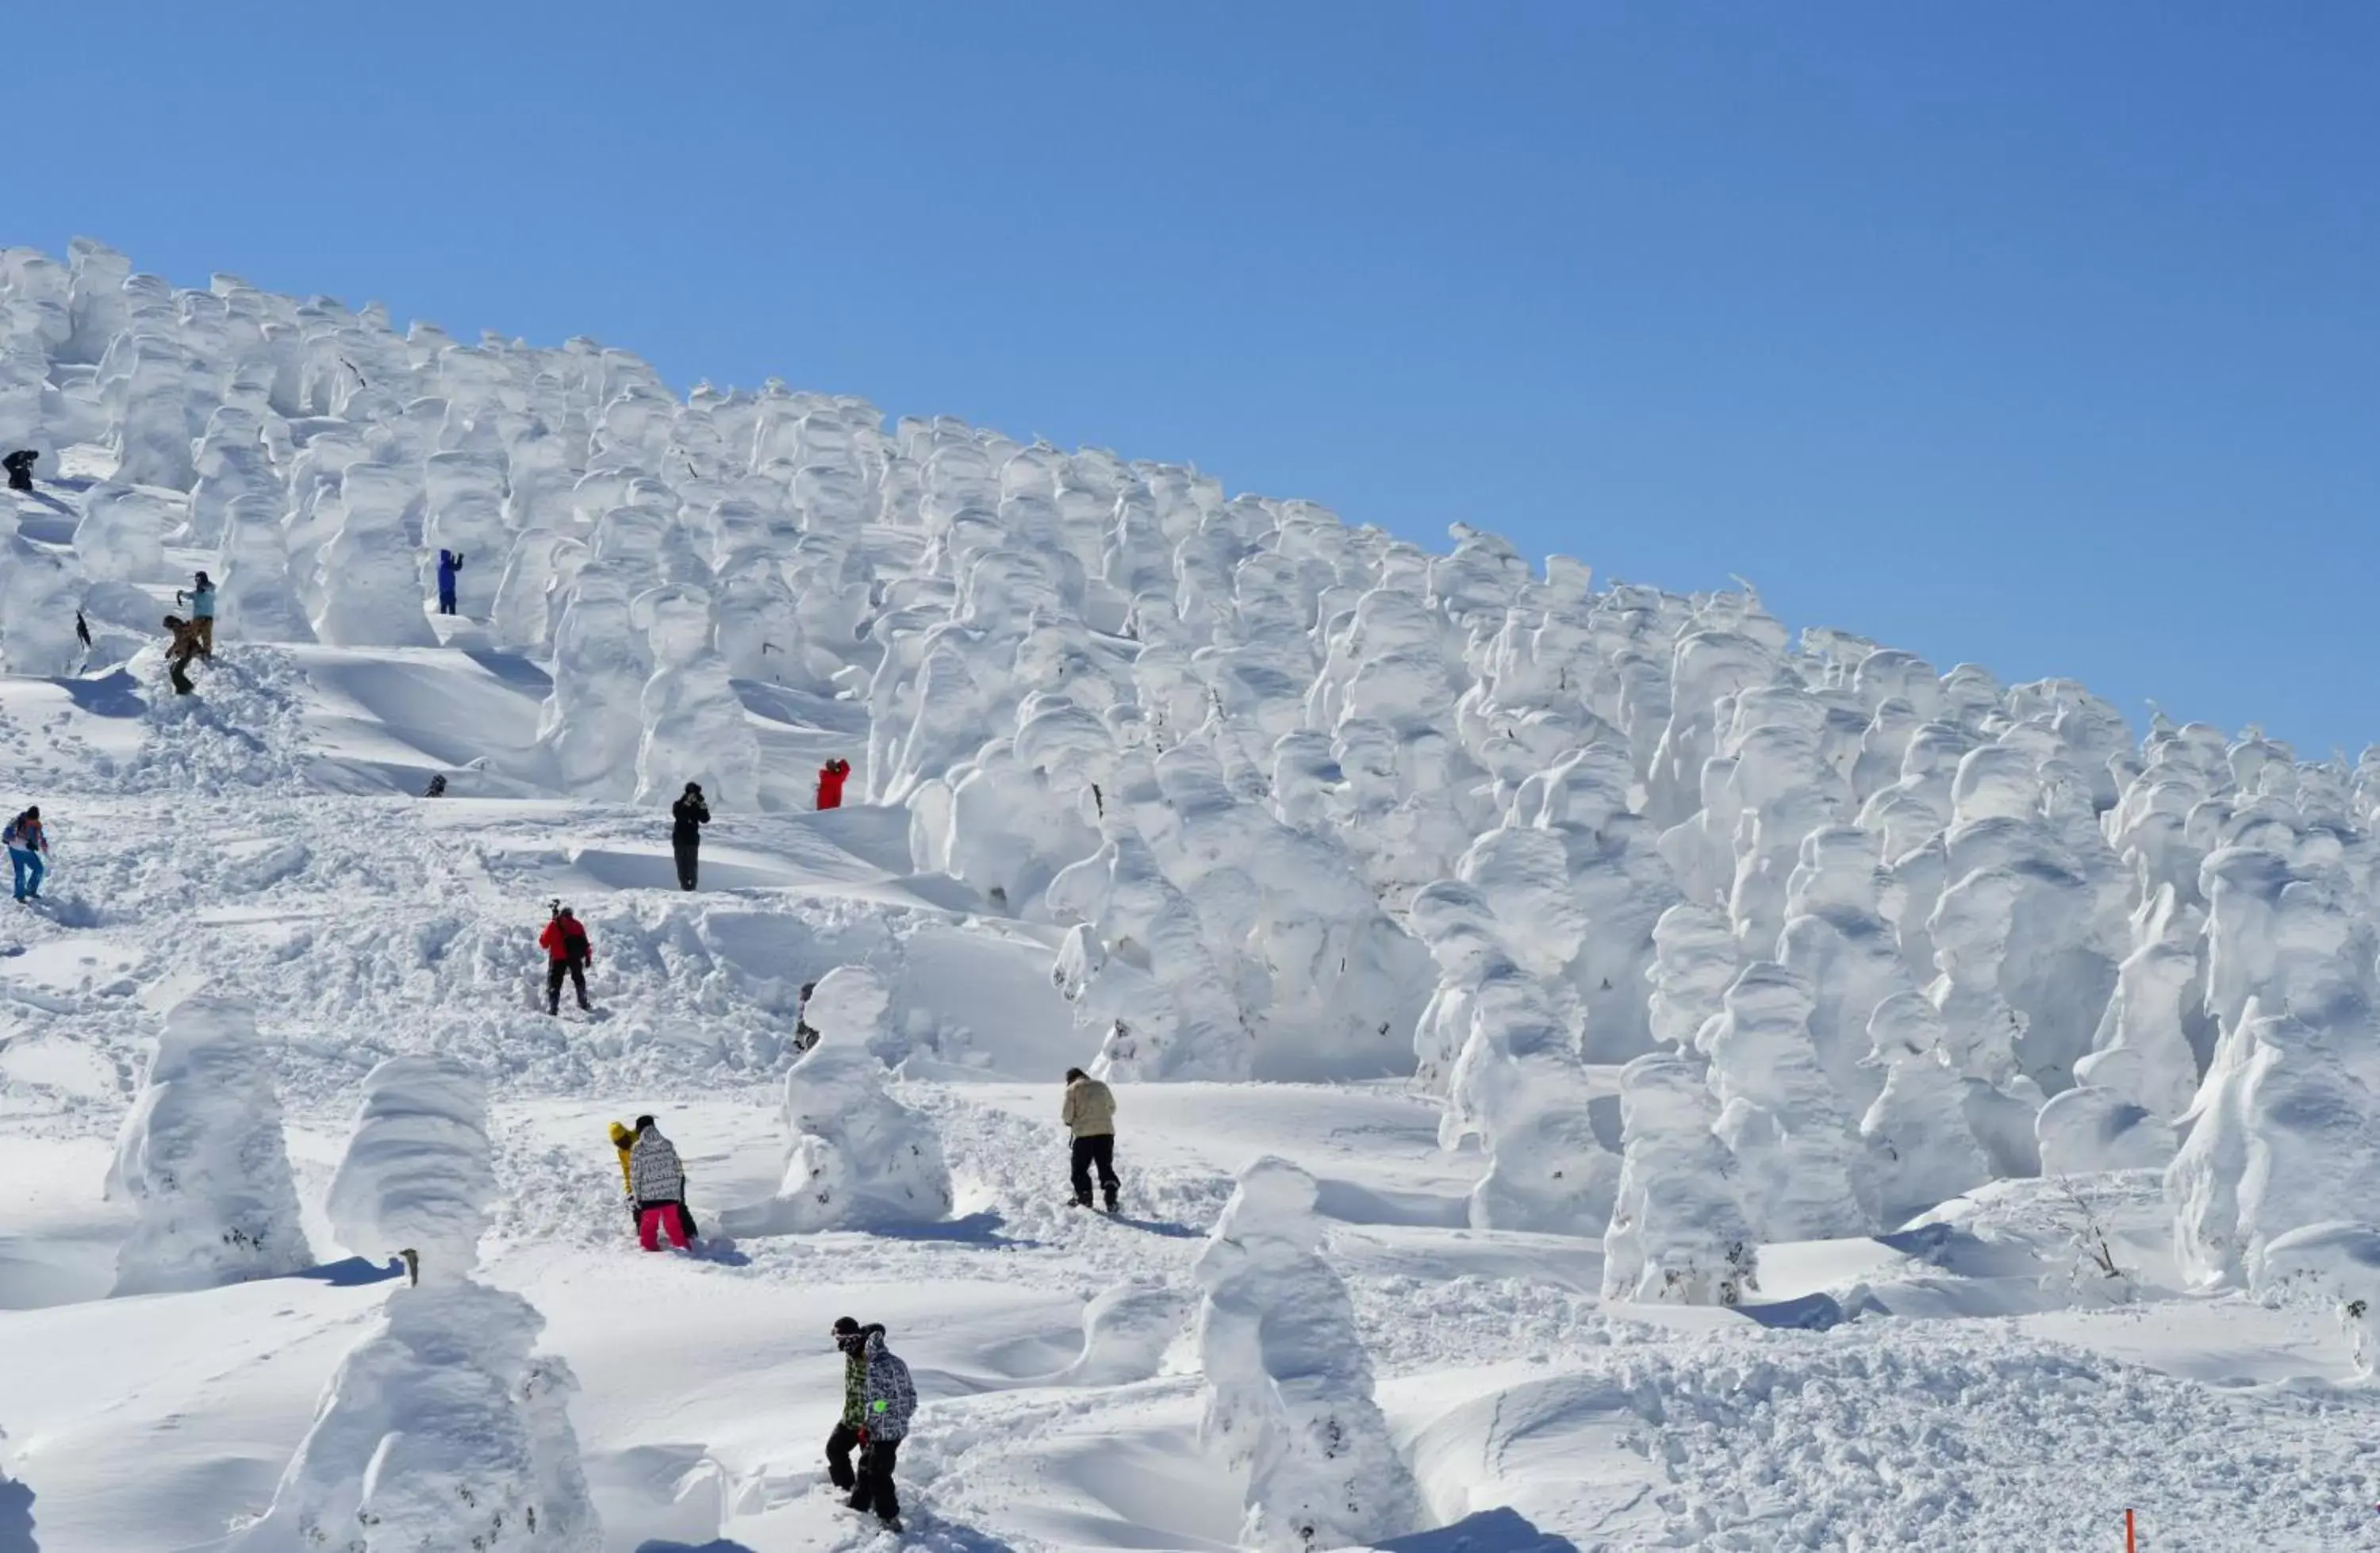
[5,807,48,902]
[436,550,464,615]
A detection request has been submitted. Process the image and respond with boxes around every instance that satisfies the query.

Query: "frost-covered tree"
[1603,1051,1758,1306]
[1776,824,1914,1122]
[1443,966,1620,1237]
[1859,991,1993,1225]
[229,1280,601,1553]
[1192,1157,1421,1553]
[240,1056,601,1552]
[1925,742,2126,1091]
[1705,962,1873,1239]
[1047,826,1251,1081]
[0,524,82,674]
[631,584,760,808]
[1407,881,1509,1093]
[107,993,313,1296]
[73,481,168,583]
[1722,693,1850,953]
[1521,736,1680,1062]
[724,967,951,1234]
[313,461,436,647]
[2074,885,2208,1121]
[2169,847,2380,1288]
[537,564,652,800]
[1646,902,1741,1053]
[326,1054,497,1279]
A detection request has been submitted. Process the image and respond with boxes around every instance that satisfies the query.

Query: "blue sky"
[21,3,2377,751]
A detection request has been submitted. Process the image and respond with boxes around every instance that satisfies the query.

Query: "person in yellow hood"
[608,1118,700,1240]
[608,1122,636,1189]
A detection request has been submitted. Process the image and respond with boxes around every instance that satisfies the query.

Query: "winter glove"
[855,1425,869,1445]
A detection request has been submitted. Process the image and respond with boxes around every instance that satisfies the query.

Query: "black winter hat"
[832,1316,861,1336]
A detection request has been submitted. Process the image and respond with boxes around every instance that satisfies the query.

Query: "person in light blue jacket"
[176,571,217,658]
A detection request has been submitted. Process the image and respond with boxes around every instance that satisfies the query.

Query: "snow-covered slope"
[2,240,2378,1551]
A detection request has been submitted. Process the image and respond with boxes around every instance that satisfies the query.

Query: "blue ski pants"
[10,847,43,899]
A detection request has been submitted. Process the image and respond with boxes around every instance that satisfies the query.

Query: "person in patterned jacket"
[827,1316,916,1530]
[627,1116,693,1251]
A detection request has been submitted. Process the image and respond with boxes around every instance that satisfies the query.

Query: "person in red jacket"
[539,902,593,1015]
[816,758,850,811]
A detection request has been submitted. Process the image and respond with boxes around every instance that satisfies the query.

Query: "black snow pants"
[674,838,699,891]
[826,1422,862,1490]
[854,1436,901,1521]
[546,956,589,1013]
[1071,1135,1119,1208]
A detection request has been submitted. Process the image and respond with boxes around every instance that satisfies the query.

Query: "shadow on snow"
[1374,1507,1582,1553]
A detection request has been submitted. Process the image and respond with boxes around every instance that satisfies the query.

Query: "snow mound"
[1051,1279,1196,1386]
[2253,1221,2380,1377]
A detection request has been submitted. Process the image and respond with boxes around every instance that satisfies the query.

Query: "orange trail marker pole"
[2125,1509,2135,1552]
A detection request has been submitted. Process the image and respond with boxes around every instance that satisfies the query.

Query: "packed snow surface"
[3,240,2379,1551]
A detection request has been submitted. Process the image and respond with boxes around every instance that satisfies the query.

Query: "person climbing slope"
[436,548,463,615]
[609,1119,700,1239]
[161,615,205,695]
[815,757,850,811]
[628,1115,695,1251]
[2,448,36,492]
[539,902,593,1015]
[671,781,709,891]
[826,1316,915,1531]
[5,807,49,903]
[175,571,217,658]
[1063,1066,1120,1212]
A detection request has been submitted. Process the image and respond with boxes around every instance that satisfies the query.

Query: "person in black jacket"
[671,782,710,891]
